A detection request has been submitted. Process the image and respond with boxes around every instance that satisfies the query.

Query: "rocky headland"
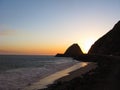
[56,43,83,57]
[41,21,120,90]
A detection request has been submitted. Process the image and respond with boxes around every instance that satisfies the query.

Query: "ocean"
[0,55,81,90]
[0,55,78,72]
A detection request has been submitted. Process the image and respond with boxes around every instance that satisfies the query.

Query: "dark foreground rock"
[40,55,120,90]
[89,21,120,55]
[56,43,83,57]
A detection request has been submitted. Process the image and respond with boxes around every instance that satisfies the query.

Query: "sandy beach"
[23,62,97,90]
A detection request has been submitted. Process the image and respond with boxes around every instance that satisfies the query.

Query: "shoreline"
[55,62,97,83]
[0,58,78,90]
[23,62,97,90]
[43,55,120,90]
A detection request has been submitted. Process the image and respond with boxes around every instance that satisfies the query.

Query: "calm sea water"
[0,55,77,72]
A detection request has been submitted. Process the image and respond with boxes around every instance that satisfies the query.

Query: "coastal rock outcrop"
[88,21,120,55]
[56,43,83,57]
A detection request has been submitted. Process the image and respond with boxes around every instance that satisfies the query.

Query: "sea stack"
[88,21,120,56]
[56,43,83,57]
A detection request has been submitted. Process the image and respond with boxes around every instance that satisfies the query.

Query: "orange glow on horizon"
[0,45,66,55]
[0,35,97,55]
[0,39,96,55]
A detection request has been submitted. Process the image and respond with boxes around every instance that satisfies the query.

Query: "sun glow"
[80,39,95,54]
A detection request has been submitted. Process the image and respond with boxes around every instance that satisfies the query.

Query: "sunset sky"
[0,0,120,55]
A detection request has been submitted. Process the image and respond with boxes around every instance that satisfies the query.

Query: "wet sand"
[23,62,97,90]
[56,62,97,82]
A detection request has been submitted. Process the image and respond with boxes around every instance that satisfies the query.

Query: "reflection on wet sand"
[23,62,88,90]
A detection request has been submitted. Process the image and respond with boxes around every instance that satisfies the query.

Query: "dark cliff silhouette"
[45,21,120,90]
[56,43,83,57]
[88,21,120,56]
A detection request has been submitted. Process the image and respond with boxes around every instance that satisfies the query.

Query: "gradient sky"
[0,0,120,55]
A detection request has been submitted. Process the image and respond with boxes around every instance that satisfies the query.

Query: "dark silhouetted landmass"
[56,43,83,57]
[89,21,120,55]
[41,21,120,90]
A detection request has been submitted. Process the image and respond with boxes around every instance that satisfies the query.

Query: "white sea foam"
[0,56,79,90]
